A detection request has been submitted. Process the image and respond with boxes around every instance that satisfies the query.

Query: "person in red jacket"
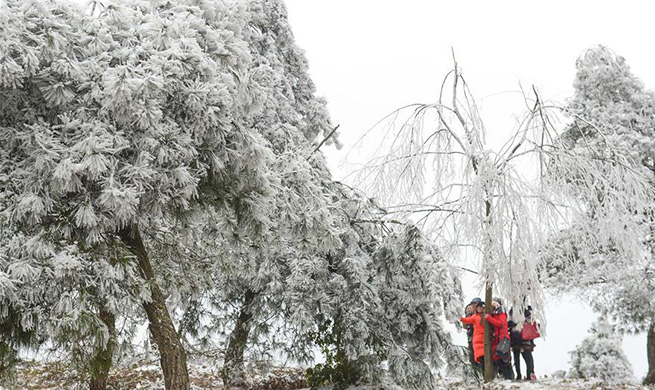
[485,297,514,380]
[461,300,486,367]
[464,297,482,367]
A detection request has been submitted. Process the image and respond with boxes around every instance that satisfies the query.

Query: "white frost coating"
[569,317,635,383]
[351,55,653,335]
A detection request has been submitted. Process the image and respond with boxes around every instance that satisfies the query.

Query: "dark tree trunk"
[482,197,495,382]
[644,319,655,385]
[89,306,116,390]
[119,225,189,390]
[483,282,494,382]
[221,289,257,389]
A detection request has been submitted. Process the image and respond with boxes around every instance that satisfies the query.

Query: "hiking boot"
[529,374,537,381]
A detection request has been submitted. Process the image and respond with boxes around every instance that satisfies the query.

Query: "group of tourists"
[461,297,540,381]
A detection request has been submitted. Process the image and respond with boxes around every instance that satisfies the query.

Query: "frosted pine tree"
[0,0,277,388]
[0,2,463,390]
[351,55,653,381]
[152,0,345,386]
[569,317,635,383]
[172,181,465,390]
[159,2,465,389]
[372,224,465,389]
[246,0,337,145]
[542,46,655,385]
[0,2,147,387]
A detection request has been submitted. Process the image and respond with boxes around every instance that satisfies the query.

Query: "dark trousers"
[495,358,514,380]
[512,347,534,378]
[480,357,513,380]
[468,341,475,365]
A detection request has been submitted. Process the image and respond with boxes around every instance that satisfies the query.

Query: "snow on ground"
[450,378,654,390]
[3,359,305,389]
[2,360,654,389]
[434,377,655,390]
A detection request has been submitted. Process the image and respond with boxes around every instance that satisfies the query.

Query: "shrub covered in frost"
[569,317,634,383]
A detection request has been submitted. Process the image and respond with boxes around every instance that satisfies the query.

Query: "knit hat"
[524,306,533,319]
[492,297,502,308]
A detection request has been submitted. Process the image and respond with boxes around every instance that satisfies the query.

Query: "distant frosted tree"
[569,317,634,383]
[542,46,655,385]
[351,55,653,381]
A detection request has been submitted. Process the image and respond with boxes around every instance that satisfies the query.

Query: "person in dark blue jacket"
[508,307,536,381]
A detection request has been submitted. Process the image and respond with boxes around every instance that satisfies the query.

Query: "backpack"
[521,322,540,340]
[495,336,511,362]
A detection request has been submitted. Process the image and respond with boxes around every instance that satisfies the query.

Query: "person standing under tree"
[464,298,482,366]
[508,306,538,381]
[522,307,538,380]
[461,299,486,371]
[508,313,523,380]
[485,297,514,380]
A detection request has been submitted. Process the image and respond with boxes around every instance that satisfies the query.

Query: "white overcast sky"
[284,0,655,379]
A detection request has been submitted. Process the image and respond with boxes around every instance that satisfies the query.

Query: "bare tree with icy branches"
[351,55,653,382]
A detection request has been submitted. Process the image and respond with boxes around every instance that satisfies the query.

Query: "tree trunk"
[483,282,494,382]
[482,196,495,382]
[119,225,190,390]
[644,319,655,385]
[89,306,116,390]
[221,289,257,389]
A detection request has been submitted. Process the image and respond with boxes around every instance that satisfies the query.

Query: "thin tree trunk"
[483,282,494,382]
[89,306,116,390]
[221,289,257,389]
[482,197,495,382]
[644,319,655,385]
[119,225,190,390]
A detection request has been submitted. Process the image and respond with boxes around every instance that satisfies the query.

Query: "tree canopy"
[0,1,466,389]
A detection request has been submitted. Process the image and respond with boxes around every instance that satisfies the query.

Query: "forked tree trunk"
[483,282,494,382]
[119,225,189,390]
[89,306,116,390]
[221,289,257,388]
[644,319,655,385]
